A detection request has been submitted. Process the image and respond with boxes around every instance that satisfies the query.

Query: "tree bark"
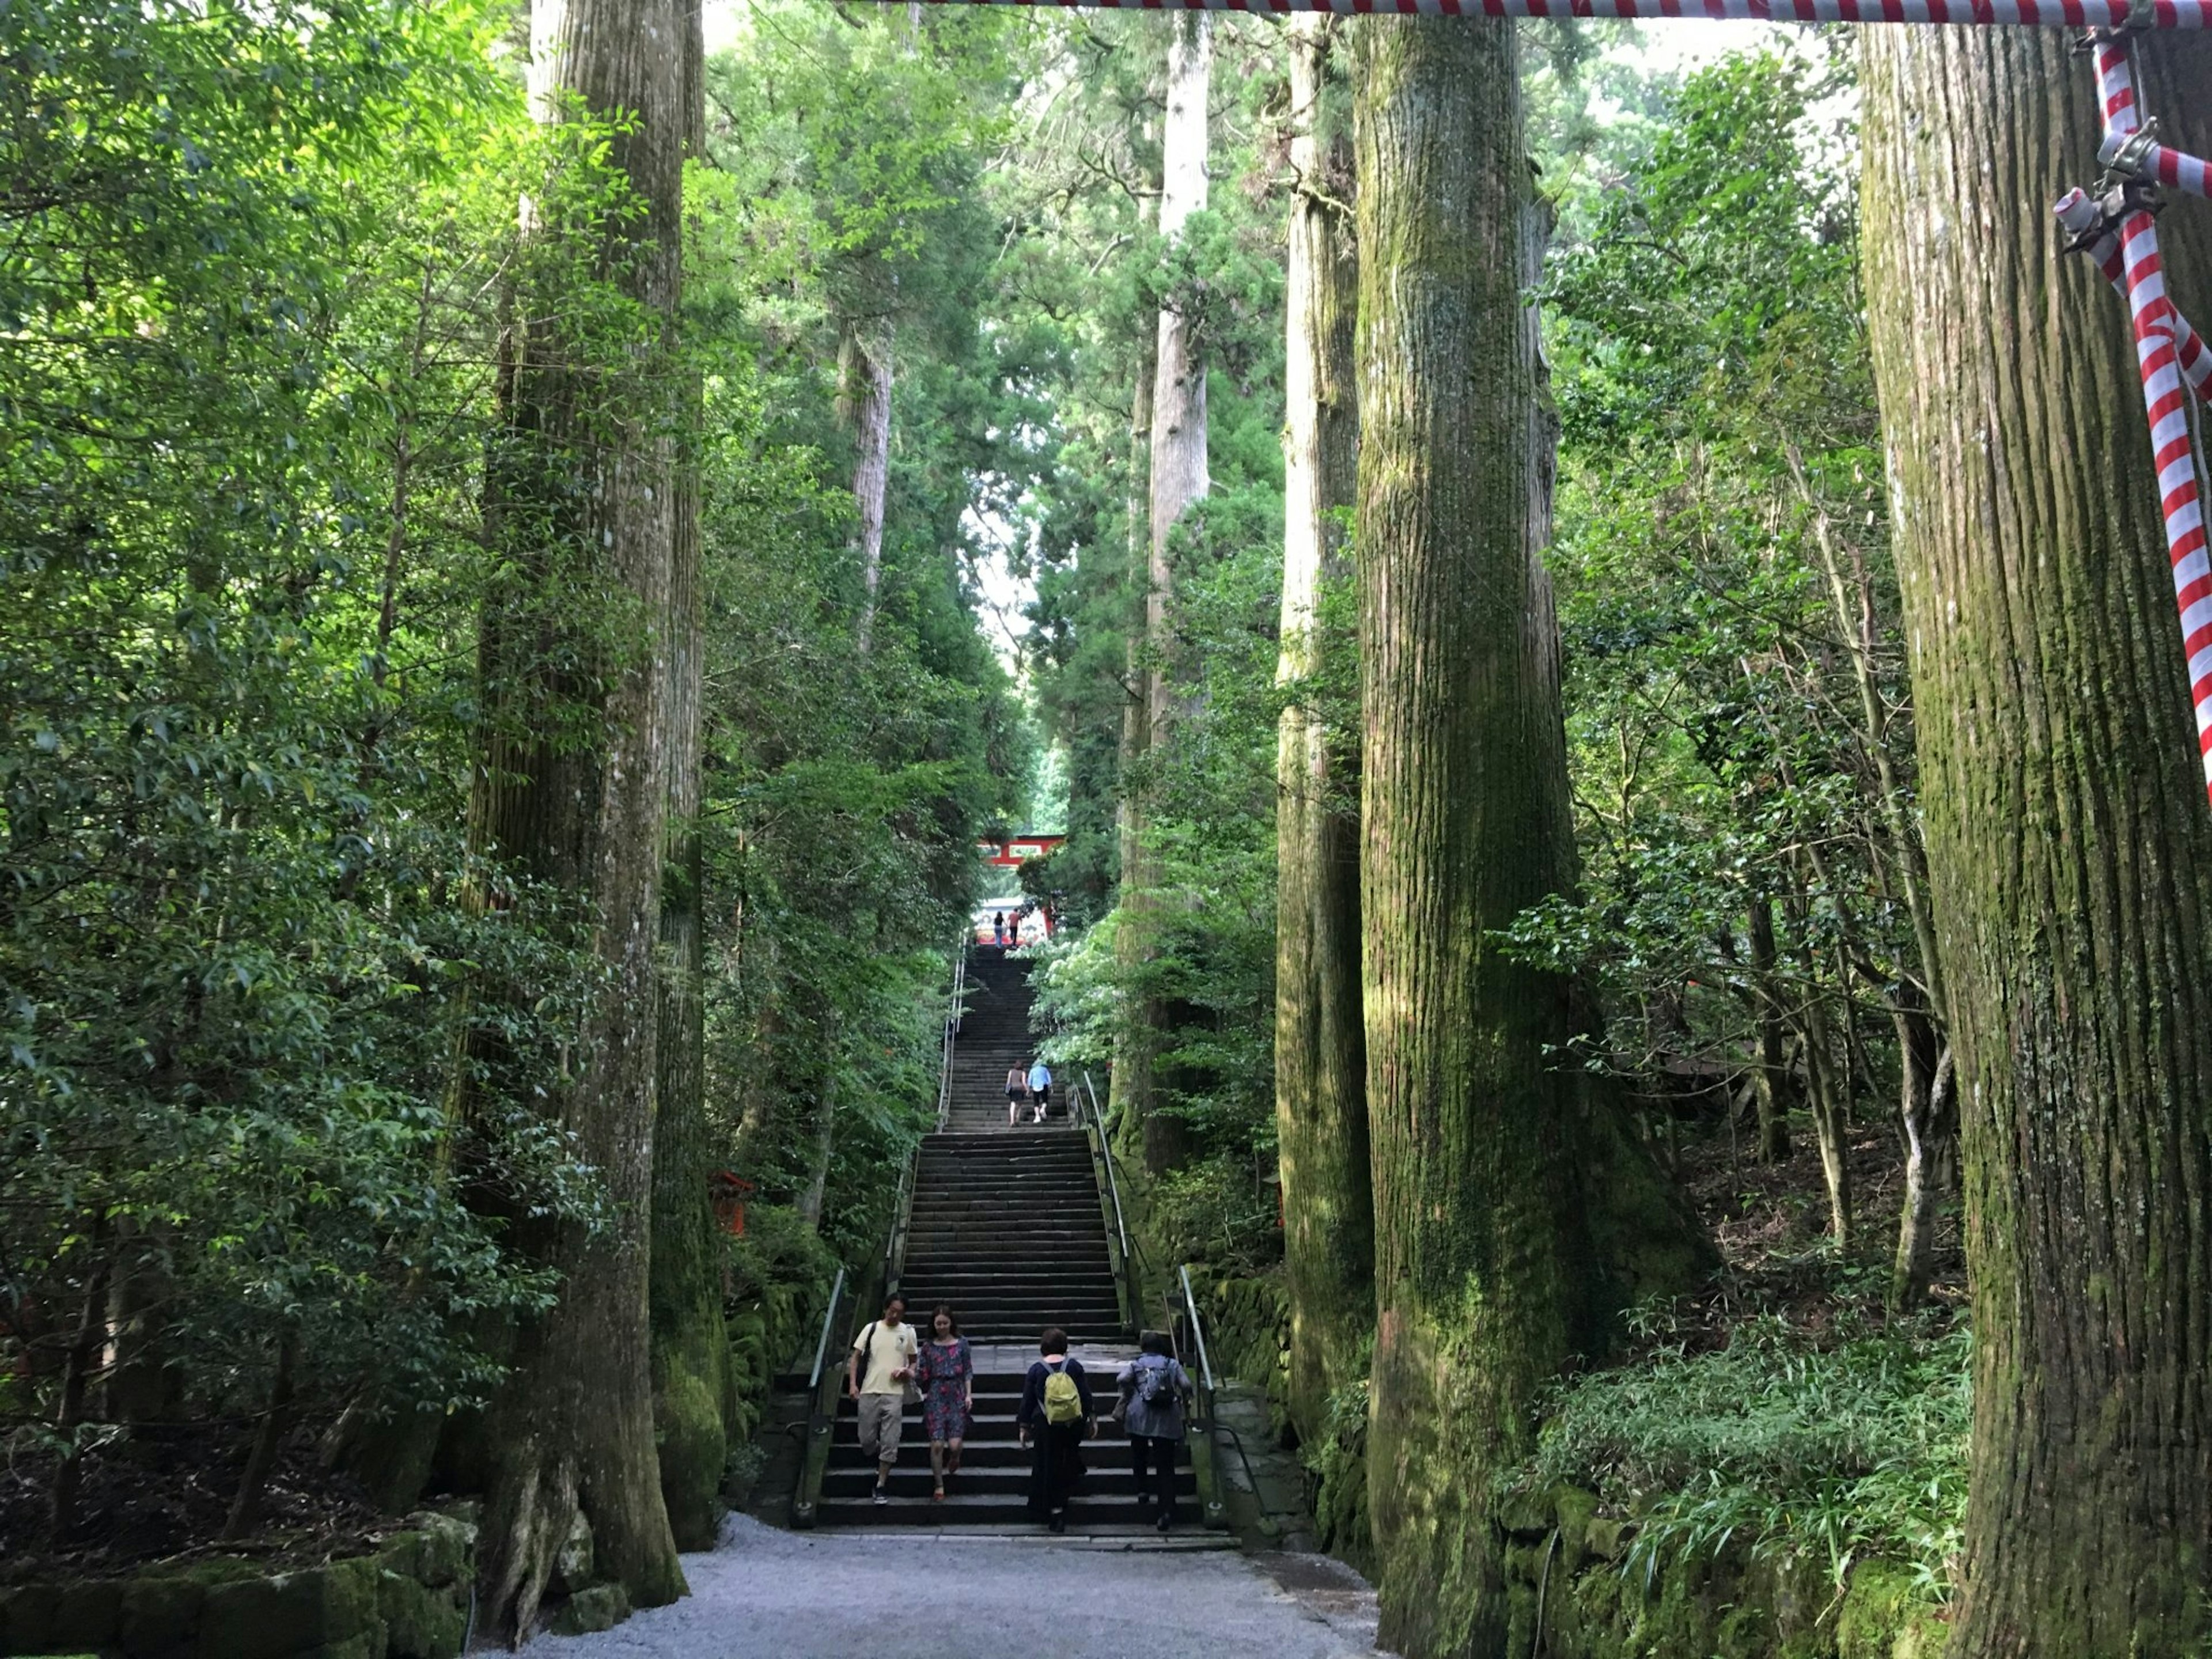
[1862,27,2212,1656]
[648,0,727,1556]
[1892,1036,1950,1313]
[797,1021,839,1232]
[465,0,692,1634]
[1111,340,1157,1154]
[1275,10,1370,1463]
[1354,20,1581,1654]
[222,1331,296,1543]
[1117,9,1209,1177]
[1745,893,1794,1162]
[842,321,893,653]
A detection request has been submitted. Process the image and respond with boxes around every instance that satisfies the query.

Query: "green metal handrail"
[1178,1263,1231,1531]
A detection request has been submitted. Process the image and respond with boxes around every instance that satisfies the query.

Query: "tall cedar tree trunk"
[465,0,691,1633]
[1355,21,1583,1654]
[1276,10,1372,1459]
[1112,343,1154,1137]
[843,321,893,653]
[1863,29,2212,1656]
[1114,10,1209,1176]
[647,0,727,1555]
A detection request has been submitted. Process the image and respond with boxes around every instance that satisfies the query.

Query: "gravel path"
[537,1515,1387,1658]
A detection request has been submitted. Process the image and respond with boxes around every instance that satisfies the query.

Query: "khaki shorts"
[857,1392,904,1464]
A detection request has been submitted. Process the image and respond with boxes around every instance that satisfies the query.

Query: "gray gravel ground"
[536,1514,1387,1658]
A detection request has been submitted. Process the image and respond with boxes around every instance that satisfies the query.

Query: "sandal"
[933,1485,946,1502]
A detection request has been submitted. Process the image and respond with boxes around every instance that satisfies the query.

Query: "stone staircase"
[817,948,1195,1529]
[946,946,1052,1131]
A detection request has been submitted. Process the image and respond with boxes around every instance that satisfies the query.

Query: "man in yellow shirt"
[847,1294,920,1505]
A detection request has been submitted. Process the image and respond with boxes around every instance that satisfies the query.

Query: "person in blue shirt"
[1025,1059,1052,1123]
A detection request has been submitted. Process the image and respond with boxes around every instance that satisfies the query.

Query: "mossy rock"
[119,1573,207,1657]
[1552,1486,1598,1569]
[396,1515,474,1590]
[377,1570,463,1659]
[1581,1516,1628,1562]
[547,1584,630,1638]
[1836,1560,1948,1659]
[195,1559,382,1659]
[1,1583,62,1653]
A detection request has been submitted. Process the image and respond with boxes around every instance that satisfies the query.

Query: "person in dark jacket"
[1116,1330,1193,1531]
[1015,1326,1094,1533]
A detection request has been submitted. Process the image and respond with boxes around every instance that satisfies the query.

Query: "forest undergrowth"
[1509,1120,1969,1605]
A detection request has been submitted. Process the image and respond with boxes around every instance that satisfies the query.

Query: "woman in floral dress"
[914,1304,974,1501]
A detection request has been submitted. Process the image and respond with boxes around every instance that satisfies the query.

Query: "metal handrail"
[1177,1262,1230,1529]
[1081,1070,1130,1266]
[806,1265,849,1395]
[791,1266,850,1528]
[1179,1263,1217,1395]
[935,942,967,1132]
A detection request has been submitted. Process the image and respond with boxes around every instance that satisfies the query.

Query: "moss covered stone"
[119,1572,209,1657]
[195,1559,382,1659]
[548,1584,630,1638]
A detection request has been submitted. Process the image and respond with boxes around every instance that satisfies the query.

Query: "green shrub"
[1156,1158,1281,1278]
[722,1205,838,1440]
[1519,1314,1968,1600]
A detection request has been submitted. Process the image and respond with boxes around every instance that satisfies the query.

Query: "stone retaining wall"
[1498,1485,1948,1659]
[0,1512,475,1659]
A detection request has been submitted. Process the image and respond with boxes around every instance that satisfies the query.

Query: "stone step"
[815,1493,1196,1528]
[823,1467,1195,1498]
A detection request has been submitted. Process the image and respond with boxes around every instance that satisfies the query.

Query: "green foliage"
[0,0,608,1484]
[721,1206,838,1445]
[690,5,1034,1262]
[1522,1315,1968,1600]
[1505,47,1927,1173]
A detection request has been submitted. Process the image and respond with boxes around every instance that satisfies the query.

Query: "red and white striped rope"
[2058,188,2212,395]
[889,0,2212,19]
[2088,43,2212,796]
[2101,134,2212,199]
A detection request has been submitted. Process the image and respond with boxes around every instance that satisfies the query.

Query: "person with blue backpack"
[1016,1325,1094,1533]
[1116,1331,1192,1532]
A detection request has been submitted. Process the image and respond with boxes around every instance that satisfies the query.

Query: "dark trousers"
[1130,1432,1180,1517]
[1030,1421,1084,1516]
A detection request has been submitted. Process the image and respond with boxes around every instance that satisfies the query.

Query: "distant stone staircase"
[817,948,1193,1528]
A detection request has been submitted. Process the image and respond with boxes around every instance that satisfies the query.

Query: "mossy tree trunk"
[465,0,692,1634]
[647,0,727,1556]
[1354,20,1582,1654]
[1111,340,1155,1154]
[1862,28,2212,1656]
[1276,10,1371,1462]
[1115,10,1209,1177]
[841,319,893,654]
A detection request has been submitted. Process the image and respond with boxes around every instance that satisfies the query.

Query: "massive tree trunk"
[842,320,893,653]
[1275,10,1370,1464]
[464,0,692,1634]
[648,0,727,1556]
[1354,20,1581,1655]
[1111,344,1156,1149]
[1117,12,1210,1176]
[1863,28,2212,1656]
